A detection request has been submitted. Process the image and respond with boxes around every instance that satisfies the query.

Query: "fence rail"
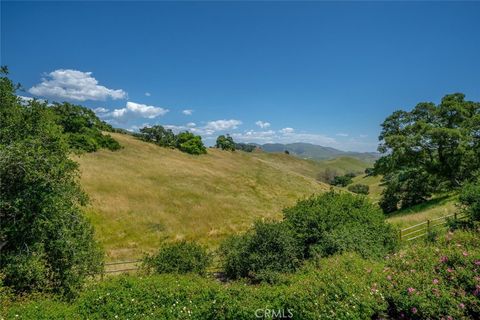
[399,212,466,241]
[104,260,141,274]
[104,213,466,273]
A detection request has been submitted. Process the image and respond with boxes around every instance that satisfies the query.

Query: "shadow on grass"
[387,194,456,218]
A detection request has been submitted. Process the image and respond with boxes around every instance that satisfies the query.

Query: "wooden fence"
[399,212,466,241]
[104,213,466,273]
[105,260,141,274]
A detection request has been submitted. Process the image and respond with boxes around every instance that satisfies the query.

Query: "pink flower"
[411,307,418,314]
[440,256,448,263]
[433,278,439,284]
[447,268,454,273]
[475,260,480,266]
[463,251,468,257]
[387,275,392,281]
[408,287,416,295]
[459,303,465,309]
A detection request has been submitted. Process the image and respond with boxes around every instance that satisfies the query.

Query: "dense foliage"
[215,134,236,151]
[380,230,480,319]
[50,102,121,152]
[0,68,103,298]
[142,241,211,275]
[375,93,480,213]
[348,183,370,195]
[283,191,398,259]
[220,192,398,283]
[458,179,480,225]
[215,134,256,152]
[235,142,256,152]
[220,221,301,282]
[137,125,207,155]
[5,231,479,319]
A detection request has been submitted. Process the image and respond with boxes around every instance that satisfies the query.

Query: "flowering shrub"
[380,230,480,319]
[5,231,479,319]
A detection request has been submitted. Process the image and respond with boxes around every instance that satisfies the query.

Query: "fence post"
[454,212,457,220]
[399,229,402,241]
[427,219,430,232]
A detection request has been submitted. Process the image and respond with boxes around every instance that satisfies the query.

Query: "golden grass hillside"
[75,133,342,260]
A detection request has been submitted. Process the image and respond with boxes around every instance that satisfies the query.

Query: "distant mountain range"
[256,142,380,163]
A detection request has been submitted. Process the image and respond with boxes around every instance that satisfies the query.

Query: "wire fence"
[399,212,466,241]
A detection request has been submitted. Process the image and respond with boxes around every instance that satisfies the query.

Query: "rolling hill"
[258,142,380,162]
[76,133,374,260]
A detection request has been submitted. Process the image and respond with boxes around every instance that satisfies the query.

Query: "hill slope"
[76,133,341,260]
[259,142,380,162]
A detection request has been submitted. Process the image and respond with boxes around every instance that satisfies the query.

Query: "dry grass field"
[75,133,340,260]
[75,133,457,261]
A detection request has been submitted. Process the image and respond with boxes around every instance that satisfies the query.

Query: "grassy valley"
[76,133,337,259]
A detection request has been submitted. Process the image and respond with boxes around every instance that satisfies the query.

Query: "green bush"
[283,191,398,259]
[330,175,353,187]
[215,134,235,151]
[380,231,480,319]
[347,183,370,195]
[0,70,104,298]
[5,231,479,319]
[51,102,121,152]
[142,241,211,275]
[220,221,302,282]
[459,180,480,224]
[176,132,207,155]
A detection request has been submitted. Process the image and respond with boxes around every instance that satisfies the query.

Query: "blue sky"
[2,1,479,152]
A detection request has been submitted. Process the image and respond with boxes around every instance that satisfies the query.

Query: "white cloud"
[29,69,127,101]
[255,120,271,129]
[182,109,193,115]
[187,122,196,127]
[93,107,109,114]
[145,92,151,97]
[204,119,242,132]
[359,134,368,138]
[110,101,169,120]
[279,127,295,134]
[336,133,349,137]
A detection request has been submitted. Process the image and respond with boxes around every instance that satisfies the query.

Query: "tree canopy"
[375,93,480,212]
[0,67,103,297]
[136,125,207,155]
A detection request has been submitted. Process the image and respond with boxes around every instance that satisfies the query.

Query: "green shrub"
[51,102,121,152]
[283,191,398,259]
[142,241,211,275]
[0,70,104,298]
[459,180,480,224]
[220,221,302,281]
[330,175,353,187]
[380,231,480,319]
[347,183,370,195]
[215,134,235,151]
[176,132,207,155]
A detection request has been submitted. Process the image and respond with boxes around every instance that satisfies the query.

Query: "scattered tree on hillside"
[136,125,207,155]
[138,125,176,147]
[0,67,103,297]
[348,183,369,195]
[234,142,256,152]
[176,131,207,155]
[215,134,235,151]
[50,102,121,152]
[374,93,480,213]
